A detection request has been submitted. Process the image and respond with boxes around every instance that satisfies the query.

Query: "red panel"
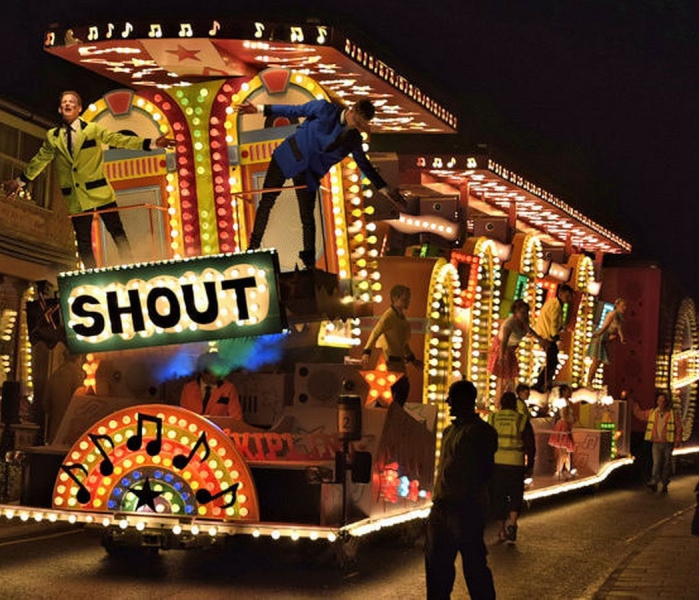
[601,267,662,431]
[104,90,134,116]
[260,68,291,94]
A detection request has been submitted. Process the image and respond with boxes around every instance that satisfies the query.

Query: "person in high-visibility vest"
[633,391,681,494]
[488,391,536,542]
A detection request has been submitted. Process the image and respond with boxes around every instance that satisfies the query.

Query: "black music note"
[196,482,239,508]
[173,432,210,470]
[127,413,163,456]
[88,433,115,476]
[61,464,91,504]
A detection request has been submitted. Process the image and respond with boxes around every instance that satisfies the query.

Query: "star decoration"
[166,44,201,62]
[360,353,404,407]
[128,476,163,511]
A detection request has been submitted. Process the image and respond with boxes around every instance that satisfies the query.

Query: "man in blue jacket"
[239,98,405,269]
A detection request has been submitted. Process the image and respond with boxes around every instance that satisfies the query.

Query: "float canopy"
[43,18,456,134]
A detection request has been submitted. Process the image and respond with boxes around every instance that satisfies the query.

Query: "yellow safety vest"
[488,409,527,466]
[644,408,676,443]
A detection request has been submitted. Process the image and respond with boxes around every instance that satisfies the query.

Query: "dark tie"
[65,123,73,155]
[202,385,212,413]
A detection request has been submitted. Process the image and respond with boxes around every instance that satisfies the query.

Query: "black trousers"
[490,464,525,520]
[71,201,132,269]
[425,503,496,600]
[391,374,410,406]
[248,156,318,267]
[534,340,559,392]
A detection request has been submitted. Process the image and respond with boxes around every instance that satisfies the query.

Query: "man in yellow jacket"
[2,90,174,268]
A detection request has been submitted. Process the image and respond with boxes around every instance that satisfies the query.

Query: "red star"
[166,44,201,62]
[360,353,404,407]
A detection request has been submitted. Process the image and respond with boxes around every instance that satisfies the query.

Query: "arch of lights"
[459,237,502,406]
[422,259,461,481]
[568,254,596,388]
[84,94,179,256]
[514,233,546,385]
[669,298,698,441]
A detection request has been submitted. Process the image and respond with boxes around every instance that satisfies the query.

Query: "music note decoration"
[52,405,259,522]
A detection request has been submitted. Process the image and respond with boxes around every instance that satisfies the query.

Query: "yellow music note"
[254,22,265,39]
[316,26,327,44]
[209,20,221,36]
[106,23,114,39]
[290,27,304,43]
[121,22,133,38]
[148,24,162,39]
[88,26,98,41]
[173,432,211,470]
[179,23,193,37]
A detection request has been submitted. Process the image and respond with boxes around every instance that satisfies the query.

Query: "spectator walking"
[633,391,681,494]
[425,380,497,600]
[488,391,536,543]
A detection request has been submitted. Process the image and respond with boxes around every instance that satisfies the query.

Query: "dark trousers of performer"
[391,373,410,407]
[248,156,317,268]
[425,501,496,600]
[534,339,559,392]
[490,464,525,520]
[72,201,132,269]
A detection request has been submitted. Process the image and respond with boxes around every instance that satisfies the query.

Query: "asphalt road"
[0,469,697,599]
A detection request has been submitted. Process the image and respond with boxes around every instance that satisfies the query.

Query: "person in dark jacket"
[425,380,498,600]
[239,98,405,268]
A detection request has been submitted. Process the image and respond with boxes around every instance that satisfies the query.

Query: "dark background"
[2,1,697,295]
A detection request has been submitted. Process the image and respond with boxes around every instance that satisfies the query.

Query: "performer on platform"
[362,284,423,406]
[238,98,406,269]
[2,90,175,269]
[179,353,243,419]
[532,284,574,393]
[548,384,576,479]
[585,298,627,385]
[487,299,547,401]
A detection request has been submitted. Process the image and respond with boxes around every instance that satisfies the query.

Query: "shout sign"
[57,251,286,353]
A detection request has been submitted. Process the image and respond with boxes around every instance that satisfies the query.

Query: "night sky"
[2,1,697,296]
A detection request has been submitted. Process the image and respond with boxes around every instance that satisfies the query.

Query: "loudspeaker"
[472,216,509,242]
[294,363,369,406]
[419,196,460,219]
[542,247,566,264]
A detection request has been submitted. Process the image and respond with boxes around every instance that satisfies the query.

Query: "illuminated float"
[5,16,695,559]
